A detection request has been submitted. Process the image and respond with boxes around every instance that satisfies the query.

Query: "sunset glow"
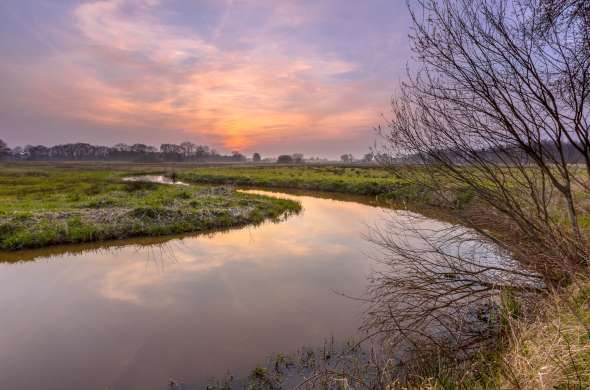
[0,0,410,156]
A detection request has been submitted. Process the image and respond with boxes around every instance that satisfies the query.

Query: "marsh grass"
[0,164,300,250]
[353,278,590,390]
[499,278,590,389]
[174,166,484,212]
[177,166,411,197]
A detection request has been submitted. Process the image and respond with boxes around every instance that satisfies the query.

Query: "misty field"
[0,163,300,250]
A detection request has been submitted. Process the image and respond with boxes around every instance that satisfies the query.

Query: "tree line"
[0,140,249,163]
[0,138,381,164]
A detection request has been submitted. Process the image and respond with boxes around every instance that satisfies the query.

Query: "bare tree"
[380,0,590,272]
[160,143,183,155]
[179,141,196,156]
[292,153,304,163]
[0,139,10,159]
[365,0,589,369]
[362,153,374,163]
[341,154,353,163]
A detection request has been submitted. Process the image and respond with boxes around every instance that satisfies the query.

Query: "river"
[0,187,446,389]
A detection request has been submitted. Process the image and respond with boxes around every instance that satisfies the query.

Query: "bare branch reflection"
[363,210,544,366]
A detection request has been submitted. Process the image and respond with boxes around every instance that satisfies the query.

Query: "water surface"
[0,190,422,389]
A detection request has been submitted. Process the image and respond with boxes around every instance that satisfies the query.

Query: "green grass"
[176,166,421,198]
[175,166,402,194]
[0,164,300,250]
[175,166,479,209]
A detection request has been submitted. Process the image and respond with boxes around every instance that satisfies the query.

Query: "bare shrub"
[367,0,590,375]
[378,0,590,273]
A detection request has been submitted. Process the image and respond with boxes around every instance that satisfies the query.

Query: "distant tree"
[195,145,210,158]
[160,143,183,154]
[0,139,10,159]
[292,153,304,163]
[362,153,374,163]
[277,155,293,164]
[231,151,246,161]
[252,153,261,162]
[6,140,270,163]
[179,141,196,156]
[130,144,149,154]
[11,146,23,158]
[340,154,353,163]
[113,143,131,152]
[25,145,49,159]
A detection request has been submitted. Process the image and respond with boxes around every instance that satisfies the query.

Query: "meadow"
[0,163,300,250]
[175,164,478,208]
[0,162,450,251]
[176,165,408,195]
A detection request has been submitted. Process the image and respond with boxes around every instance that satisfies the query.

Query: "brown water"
[0,189,431,390]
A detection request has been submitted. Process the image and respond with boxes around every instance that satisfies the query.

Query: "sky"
[0,0,411,158]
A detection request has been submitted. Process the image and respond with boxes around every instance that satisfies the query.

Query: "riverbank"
[175,165,475,208]
[0,163,469,253]
[399,277,590,389]
[0,165,300,250]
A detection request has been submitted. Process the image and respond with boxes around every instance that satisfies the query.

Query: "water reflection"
[0,191,414,390]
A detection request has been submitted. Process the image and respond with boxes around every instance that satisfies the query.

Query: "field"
[176,165,406,195]
[175,164,477,207]
[0,162,485,252]
[0,162,453,251]
[0,163,300,250]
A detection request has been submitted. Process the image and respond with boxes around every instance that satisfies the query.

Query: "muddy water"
[0,188,442,390]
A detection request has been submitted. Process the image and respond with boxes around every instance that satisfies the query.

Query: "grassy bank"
[498,277,590,389]
[175,165,474,207]
[0,164,300,250]
[398,277,590,389]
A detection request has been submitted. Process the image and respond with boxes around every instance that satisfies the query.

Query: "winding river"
[0,187,445,390]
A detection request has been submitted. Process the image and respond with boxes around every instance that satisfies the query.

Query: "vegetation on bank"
[389,277,590,389]
[176,166,403,195]
[499,278,590,389]
[0,165,300,251]
[175,166,475,208]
